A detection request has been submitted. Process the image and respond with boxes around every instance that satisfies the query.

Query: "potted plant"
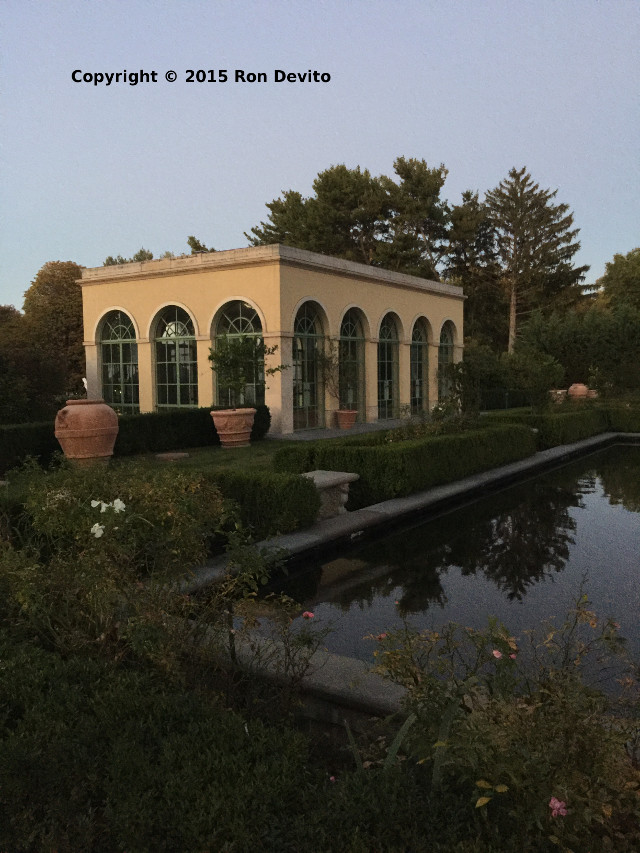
[317,340,359,430]
[208,335,285,447]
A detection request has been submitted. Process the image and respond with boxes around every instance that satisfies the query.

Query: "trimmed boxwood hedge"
[606,406,640,433]
[273,424,537,509]
[481,408,610,449]
[0,405,271,474]
[115,404,271,455]
[207,469,321,539]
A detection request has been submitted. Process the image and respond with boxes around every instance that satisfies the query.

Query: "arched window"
[410,318,429,415]
[438,322,455,401]
[154,306,198,408]
[378,313,399,420]
[100,310,139,414]
[293,302,324,430]
[213,300,264,406]
[339,309,365,418]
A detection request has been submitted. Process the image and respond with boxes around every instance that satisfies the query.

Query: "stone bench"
[301,470,360,520]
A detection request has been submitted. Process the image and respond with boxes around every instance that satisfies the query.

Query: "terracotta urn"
[211,408,256,448]
[335,409,358,430]
[568,383,589,398]
[54,399,119,466]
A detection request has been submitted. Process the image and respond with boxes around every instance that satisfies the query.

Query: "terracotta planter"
[54,399,119,466]
[568,383,589,398]
[335,409,358,430]
[211,408,256,448]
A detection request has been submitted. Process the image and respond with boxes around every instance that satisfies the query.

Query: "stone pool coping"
[186,431,639,720]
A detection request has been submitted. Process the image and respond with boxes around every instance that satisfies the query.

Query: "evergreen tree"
[485,167,588,352]
[245,158,450,278]
[444,190,506,348]
[381,157,449,279]
[104,247,153,265]
[187,236,216,254]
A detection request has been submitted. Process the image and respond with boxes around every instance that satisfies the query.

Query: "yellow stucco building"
[80,244,464,435]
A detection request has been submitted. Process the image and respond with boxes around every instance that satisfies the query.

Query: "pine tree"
[485,167,588,352]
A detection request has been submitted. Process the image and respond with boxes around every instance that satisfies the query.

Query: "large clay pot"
[211,408,256,448]
[568,383,589,398]
[55,399,119,466]
[335,409,358,430]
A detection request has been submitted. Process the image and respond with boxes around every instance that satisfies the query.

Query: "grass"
[156,438,293,473]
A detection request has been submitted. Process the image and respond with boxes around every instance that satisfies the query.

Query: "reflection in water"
[273,446,640,661]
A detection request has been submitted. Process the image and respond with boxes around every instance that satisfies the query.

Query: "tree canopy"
[22,261,85,397]
[246,158,449,279]
[597,247,640,311]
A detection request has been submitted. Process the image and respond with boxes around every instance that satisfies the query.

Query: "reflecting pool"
[276,445,640,662]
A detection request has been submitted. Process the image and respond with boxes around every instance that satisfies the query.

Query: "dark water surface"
[277,445,640,662]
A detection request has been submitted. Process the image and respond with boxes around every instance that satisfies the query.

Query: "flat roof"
[80,243,465,300]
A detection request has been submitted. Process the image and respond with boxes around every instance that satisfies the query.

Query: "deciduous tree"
[597,247,640,311]
[22,261,85,397]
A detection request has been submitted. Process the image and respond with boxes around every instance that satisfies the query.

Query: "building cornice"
[79,244,464,300]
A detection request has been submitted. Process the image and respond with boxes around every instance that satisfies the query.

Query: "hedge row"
[273,424,538,509]
[481,408,611,449]
[606,406,640,433]
[0,405,271,475]
[207,469,320,539]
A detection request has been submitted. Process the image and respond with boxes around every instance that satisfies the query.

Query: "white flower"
[91,500,101,508]
[112,498,126,513]
[90,523,105,538]
[91,499,110,512]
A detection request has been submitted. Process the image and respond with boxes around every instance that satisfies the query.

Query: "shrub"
[0,405,272,474]
[208,469,321,538]
[115,403,271,456]
[274,425,537,508]
[0,633,321,853]
[371,597,640,852]
[0,421,58,475]
[606,406,640,432]
[482,408,610,449]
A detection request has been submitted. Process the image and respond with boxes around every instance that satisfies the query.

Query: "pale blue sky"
[1,0,638,309]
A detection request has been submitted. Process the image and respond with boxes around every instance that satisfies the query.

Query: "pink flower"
[376,633,388,641]
[329,775,336,783]
[509,653,517,659]
[492,649,503,659]
[549,797,567,817]
[302,611,314,619]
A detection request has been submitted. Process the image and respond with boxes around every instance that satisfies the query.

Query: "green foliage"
[598,246,640,311]
[209,335,285,407]
[485,167,588,352]
[187,234,216,253]
[116,404,271,454]
[103,246,153,265]
[371,597,640,852]
[606,405,640,432]
[502,347,564,412]
[273,425,537,508]
[0,405,271,475]
[482,408,610,449]
[445,191,506,348]
[0,633,321,853]
[0,305,64,424]
[207,469,320,538]
[0,421,59,474]
[519,305,640,394]
[21,260,85,397]
[246,157,449,278]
